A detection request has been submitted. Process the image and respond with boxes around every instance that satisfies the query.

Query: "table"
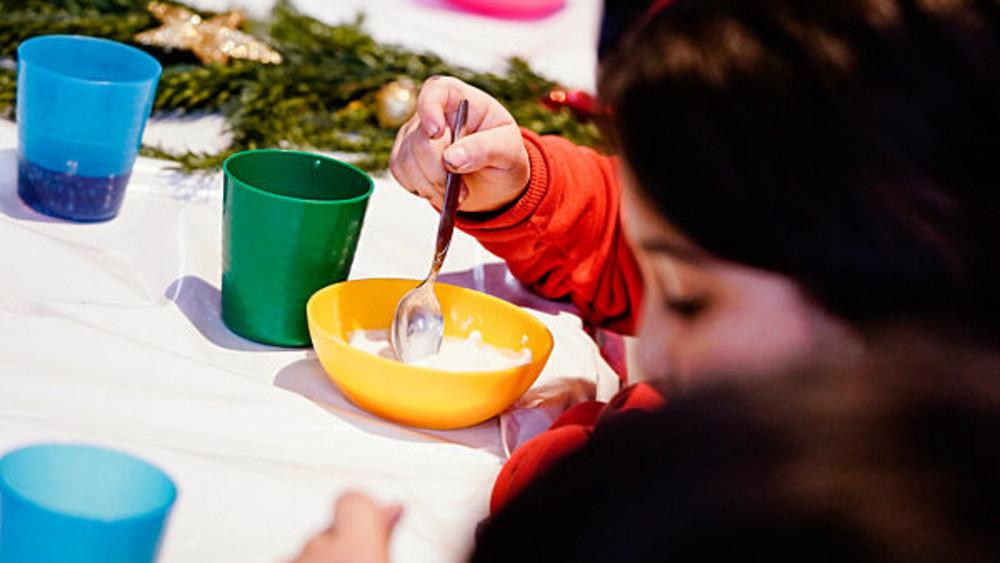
[0,2,617,561]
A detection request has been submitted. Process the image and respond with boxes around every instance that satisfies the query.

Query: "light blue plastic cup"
[0,444,177,563]
[16,35,162,222]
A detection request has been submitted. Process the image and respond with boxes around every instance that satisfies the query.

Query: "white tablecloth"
[0,2,614,561]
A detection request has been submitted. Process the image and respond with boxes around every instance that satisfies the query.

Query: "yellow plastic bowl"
[306,278,553,430]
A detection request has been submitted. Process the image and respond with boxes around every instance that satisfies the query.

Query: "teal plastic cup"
[222,149,374,347]
[16,35,162,222]
[0,444,177,563]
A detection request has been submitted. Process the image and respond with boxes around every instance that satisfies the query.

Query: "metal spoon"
[391,99,469,363]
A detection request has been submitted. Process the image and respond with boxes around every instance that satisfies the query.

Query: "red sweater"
[456,129,644,335]
[455,130,659,512]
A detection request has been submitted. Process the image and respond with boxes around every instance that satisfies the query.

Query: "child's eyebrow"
[637,239,706,264]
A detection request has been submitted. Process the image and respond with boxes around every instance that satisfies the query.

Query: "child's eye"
[664,296,707,319]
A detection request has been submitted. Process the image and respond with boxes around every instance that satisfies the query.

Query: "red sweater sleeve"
[490,382,666,513]
[455,129,643,334]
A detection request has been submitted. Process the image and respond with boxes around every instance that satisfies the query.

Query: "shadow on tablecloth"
[165,274,289,352]
[437,262,578,317]
[274,356,505,455]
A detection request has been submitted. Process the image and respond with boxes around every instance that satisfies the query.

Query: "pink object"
[443,0,567,19]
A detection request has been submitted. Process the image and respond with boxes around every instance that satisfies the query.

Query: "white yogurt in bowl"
[348,329,532,371]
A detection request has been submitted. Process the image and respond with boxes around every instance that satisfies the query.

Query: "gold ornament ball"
[375,79,418,128]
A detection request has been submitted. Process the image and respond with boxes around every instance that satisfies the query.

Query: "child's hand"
[390,76,530,213]
[291,492,402,563]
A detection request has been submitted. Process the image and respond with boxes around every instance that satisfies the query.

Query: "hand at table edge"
[290,492,402,563]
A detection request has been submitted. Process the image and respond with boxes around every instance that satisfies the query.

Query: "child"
[295,0,1000,558]
[471,328,1000,561]
[294,330,1000,563]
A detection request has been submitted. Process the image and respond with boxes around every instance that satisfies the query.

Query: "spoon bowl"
[392,279,444,362]
[391,99,469,363]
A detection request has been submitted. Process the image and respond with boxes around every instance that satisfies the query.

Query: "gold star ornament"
[134,2,282,65]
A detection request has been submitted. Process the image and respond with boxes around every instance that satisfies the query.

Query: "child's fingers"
[332,492,391,538]
[390,124,446,200]
[388,136,420,192]
[395,156,445,207]
[394,158,437,202]
[389,160,417,196]
[416,77,500,139]
[383,504,405,531]
[389,120,421,188]
[288,493,395,563]
[411,127,451,192]
[443,124,524,174]
[416,76,467,139]
[290,493,395,563]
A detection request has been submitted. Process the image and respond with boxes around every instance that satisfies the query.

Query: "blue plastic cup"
[0,444,177,562]
[16,35,162,222]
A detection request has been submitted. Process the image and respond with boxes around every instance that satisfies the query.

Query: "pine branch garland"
[0,0,603,173]
[0,1,156,57]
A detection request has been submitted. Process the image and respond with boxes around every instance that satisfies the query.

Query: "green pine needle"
[0,0,603,173]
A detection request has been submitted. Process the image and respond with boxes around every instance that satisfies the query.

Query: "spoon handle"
[428,98,469,282]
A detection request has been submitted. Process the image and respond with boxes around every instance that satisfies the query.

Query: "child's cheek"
[632,290,677,382]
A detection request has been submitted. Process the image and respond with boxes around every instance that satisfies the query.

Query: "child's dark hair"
[599,0,1000,334]
[471,329,1000,561]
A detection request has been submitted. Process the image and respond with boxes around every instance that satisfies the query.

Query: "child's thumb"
[443,126,521,174]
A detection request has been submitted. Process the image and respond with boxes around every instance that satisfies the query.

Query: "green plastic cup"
[222,149,373,347]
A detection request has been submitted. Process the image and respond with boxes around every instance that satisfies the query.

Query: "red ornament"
[540,89,606,121]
